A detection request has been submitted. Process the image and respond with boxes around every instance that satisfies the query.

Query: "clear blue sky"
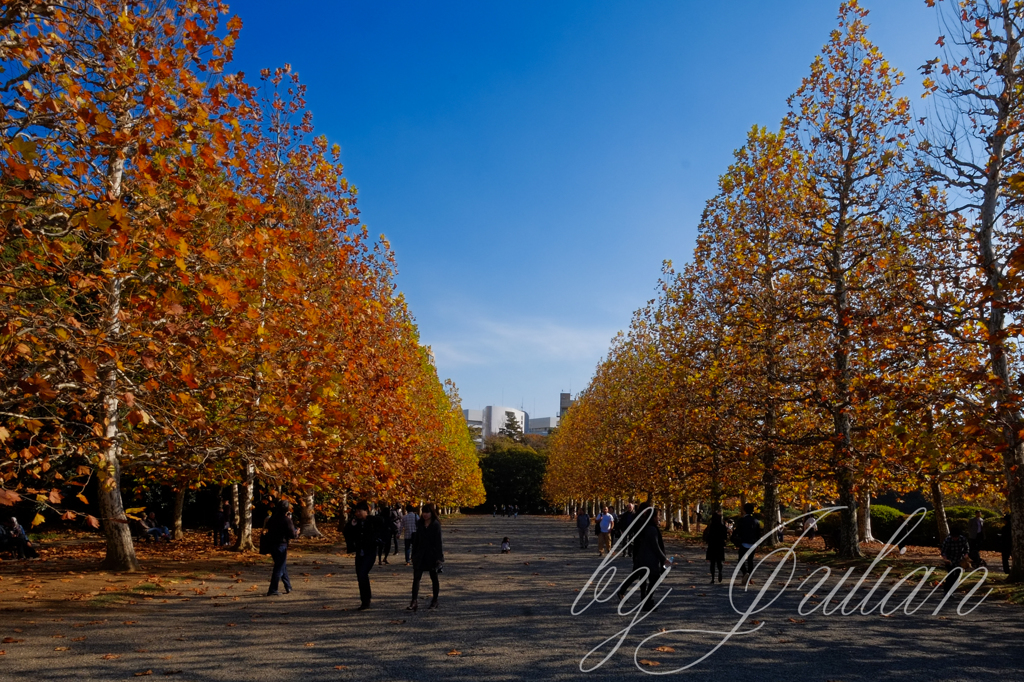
[228,0,939,420]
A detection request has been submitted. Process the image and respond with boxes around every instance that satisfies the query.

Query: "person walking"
[940,523,971,595]
[703,511,728,583]
[966,511,985,567]
[389,504,403,556]
[264,500,299,596]
[576,509,591,549]
[407,503,444,611]
[343,501,378,610]
[618,504,637,558]
[735,503,762,578]
[214,501,231,547]
[514,505,519,519]
[376,504,394,566]
[597,506,615,556]
[402,504,419,565]
[617,503,669,610]
[1001,513,1013,574]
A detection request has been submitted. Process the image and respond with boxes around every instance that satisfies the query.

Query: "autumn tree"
[781,0,915,557]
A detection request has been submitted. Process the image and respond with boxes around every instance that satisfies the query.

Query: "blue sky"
[228,0,939,420]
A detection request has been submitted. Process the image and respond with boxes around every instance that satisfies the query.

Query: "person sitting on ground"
[500,537,511,553]
[940,523,972,595]
[3,517,38,559]
[141,512,171,542]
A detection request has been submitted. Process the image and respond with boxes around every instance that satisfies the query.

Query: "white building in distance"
[462,406,527,442]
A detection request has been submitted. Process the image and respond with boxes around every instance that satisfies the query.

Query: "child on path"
[500,537,511,553]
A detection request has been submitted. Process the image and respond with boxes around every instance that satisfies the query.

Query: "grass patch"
[89,593,126,608]
[131,583,167,593]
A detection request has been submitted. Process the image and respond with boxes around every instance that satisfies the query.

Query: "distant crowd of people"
[492,504,520,518]
[570,503,1015,589]
[258,500,445,612]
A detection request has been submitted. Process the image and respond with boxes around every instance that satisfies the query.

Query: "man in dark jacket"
[735,503,762,577]
[343,501,379,610]
[576,510,591,549]
[617,503,669,611]
[264,500,299,596]
[408,504,445,610]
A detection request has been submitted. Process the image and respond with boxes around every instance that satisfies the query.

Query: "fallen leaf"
[639,659,661,666]
[72,637,86,642]
[654,646,675,653]
[2,638,24,644]
[54,646,69,651]
[787,618,805,624]
[334,665,347,670]
[304,642,315,647]
[101,653,121,660]
[447,649,461,656]
[134,672,153,677]
[389,619,406,625]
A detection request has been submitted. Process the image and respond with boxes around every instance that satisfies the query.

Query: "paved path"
[2,515,1023,681]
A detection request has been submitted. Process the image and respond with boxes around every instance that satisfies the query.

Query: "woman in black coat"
[703,511,728,583]
[407,503,444,611]
[617,503,668,610]
[265,500,299,596]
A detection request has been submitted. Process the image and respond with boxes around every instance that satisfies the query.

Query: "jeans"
[738,546,755,575]
[968,537,982,565]
[943,562,962,595]
[578,528,589,549]
[355,550,376,605]
[218,528,230,546]
[405,536,415,563]
[268,543,291,594]
[412,566,439,600]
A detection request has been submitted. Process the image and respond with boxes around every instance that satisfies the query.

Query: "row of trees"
[545,0,1024,581]
[0,0,484,570]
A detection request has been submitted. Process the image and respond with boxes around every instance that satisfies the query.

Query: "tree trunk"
[931,478,949,544]
[231,484,240,529]
[299,491,321,537]
[857,490,874,542]
[762,476,781,548]
[234,460,256,552]
[836,467,861,558]
[96,276,139,571]
[96,451,141,571]
[172,486,186,541]
[337,490,348,531]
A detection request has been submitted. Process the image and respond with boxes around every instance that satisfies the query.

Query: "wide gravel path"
[2,514,1022,681]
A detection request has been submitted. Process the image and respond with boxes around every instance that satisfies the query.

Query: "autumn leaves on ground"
[1,0,484,574]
